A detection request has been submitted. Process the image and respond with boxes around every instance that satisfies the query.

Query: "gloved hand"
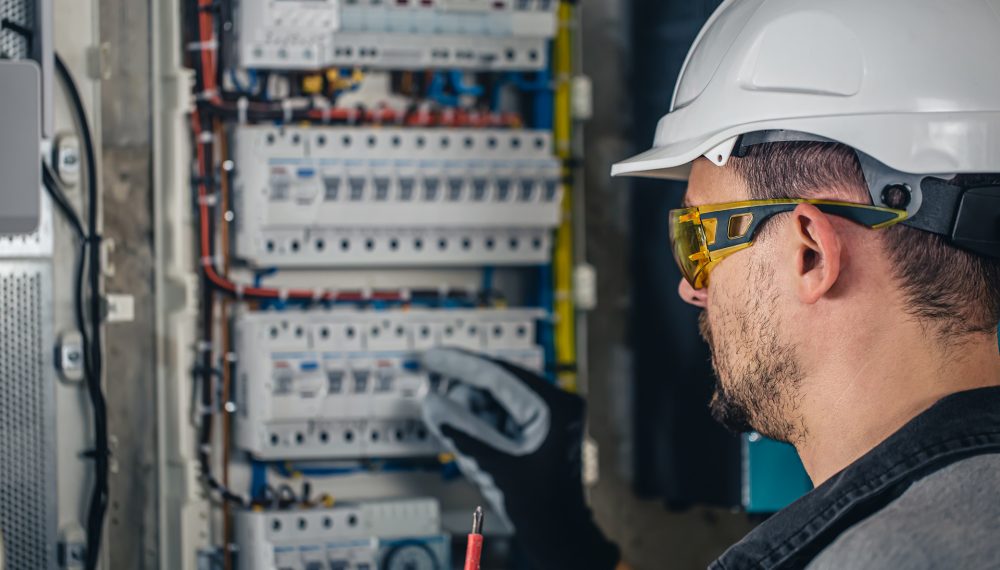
[421,348,620,570]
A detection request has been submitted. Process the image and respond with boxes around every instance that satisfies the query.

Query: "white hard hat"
[611,0,1000,257]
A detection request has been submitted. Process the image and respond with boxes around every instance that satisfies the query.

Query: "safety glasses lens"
[669,210,707,288]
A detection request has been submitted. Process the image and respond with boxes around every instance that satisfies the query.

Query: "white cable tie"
[196,340,213,353]
[195,88,219,102]
[186,39,218,52]
[198,130,215,144]
[225,351,238,363]
[313,289,325,302]
[278,288,290,301]
[282,99,294,123]
[198,193,218,206]
[362,286,373,300]
[237,97,248,125]
[200,255,216,268]
[400,288,412,302]
[199,442,213,454]
[438,283,450,298]
[234,283,245,299]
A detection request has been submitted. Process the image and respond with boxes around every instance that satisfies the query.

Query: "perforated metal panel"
[0,195,51,258]
[0,0,33,59]
[0,262,56,569]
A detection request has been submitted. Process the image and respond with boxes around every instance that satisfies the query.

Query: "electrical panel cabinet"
[234,308,543,459]
[232,125,562,267]
[157,0,578,564]
[237,0,557,70]
[234,498,450,570]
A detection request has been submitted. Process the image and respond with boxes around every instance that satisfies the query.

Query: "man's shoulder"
[807,453,1000,570]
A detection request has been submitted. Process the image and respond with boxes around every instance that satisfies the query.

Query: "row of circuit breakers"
[233,126,562,266]
[239,0,558,70]
[227,2,561,568]
[231,285,546,570]
[237,498,449,570]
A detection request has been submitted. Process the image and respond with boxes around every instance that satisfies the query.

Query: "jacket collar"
[711,386,1000,570]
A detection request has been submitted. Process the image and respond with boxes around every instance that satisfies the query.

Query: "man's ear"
[790,203,842,304]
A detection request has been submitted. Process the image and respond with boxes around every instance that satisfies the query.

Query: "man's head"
[679,142,1000,443]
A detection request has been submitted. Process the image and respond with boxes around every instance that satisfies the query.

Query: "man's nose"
[678,278,708,308]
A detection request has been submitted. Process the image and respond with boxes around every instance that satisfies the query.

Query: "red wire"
[192,112,409,302]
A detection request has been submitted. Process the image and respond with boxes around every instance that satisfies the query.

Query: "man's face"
[680,160,805,444]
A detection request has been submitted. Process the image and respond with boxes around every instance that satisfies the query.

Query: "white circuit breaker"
[234,308,544,459]
[237,0,557,70]
[232,125,563,267]
[234,498,450,570]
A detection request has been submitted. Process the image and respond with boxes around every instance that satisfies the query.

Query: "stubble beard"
[698,267,806,444]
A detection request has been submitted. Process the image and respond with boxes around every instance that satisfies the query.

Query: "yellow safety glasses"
[669,199,908,290]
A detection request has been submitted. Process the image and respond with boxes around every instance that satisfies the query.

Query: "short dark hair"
[729,141,1000,338]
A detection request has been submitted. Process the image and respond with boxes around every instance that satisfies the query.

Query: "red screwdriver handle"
[464,533,484,570]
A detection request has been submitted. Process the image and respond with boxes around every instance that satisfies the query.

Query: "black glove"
[421,348,620,570]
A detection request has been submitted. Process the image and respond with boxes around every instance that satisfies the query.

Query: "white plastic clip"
[234,283,245,300]
[198,130,215,144]
[196,340,213,353]
[312,289,325,302]
[186,40,218,53]
[237,97,248,125]
[282,100,294,123]
[195,88,219,102]
[278,288,290,301]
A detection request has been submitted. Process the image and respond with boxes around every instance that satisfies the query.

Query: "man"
[421,0,1000,568]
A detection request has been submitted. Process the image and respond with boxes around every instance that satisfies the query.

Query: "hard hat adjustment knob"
[881,184,912,210]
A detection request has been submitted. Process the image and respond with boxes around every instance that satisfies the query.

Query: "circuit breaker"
[234,498,450,570]
[234,307,544,459]
[232,125,562,267]
[237,0,557,70]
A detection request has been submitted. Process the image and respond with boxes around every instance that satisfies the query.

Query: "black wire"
[53,52,107,570]
[42,164,86,240]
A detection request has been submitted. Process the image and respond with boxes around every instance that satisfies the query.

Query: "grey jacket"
[808,454,1000,569]
[709,387,1000,570]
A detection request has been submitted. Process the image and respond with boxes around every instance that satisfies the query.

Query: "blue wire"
[427,72,456,107]
[229,68,260,95]
[250,460,269,499]
[482,266,495,293]
[449,70,484,97]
